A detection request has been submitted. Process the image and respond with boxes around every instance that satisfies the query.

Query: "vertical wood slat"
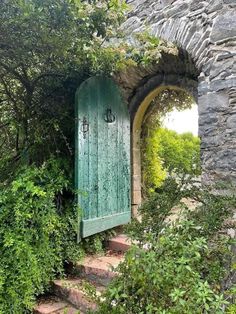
[83,85,90,219]
[76,82,89,219]
[75,77,131,238]
[117,88,124,214]
[104,79,118,216]
[97,79,108,218]
[88,80,98,219]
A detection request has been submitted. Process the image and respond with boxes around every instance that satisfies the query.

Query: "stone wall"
[118,0,236,189]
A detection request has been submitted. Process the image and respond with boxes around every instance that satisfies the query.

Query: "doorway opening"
[131,86,200,215]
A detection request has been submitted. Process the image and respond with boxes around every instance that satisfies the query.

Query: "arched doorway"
[131,83,198,215]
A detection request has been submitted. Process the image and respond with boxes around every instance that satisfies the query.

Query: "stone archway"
[116,0,236,214]
[116,49,199,215]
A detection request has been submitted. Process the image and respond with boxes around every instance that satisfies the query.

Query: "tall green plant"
[142,127,201,195]
[0,159,83,313]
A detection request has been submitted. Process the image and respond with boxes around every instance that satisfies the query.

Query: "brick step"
[34,296,81,314]
[107,234,131,253]
[76,254,123,283]
[53,278,105,312]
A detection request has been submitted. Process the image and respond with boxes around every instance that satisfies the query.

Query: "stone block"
[210,77,236,92]
[34,300,68,314]
[223,0,235,3]
[132,162,141,176]
[133,174,141,191]
[161,0,176,7]
[206,0,223,14]
[210,12,236,42]
[131,204,139,217]
[227,114,236,129]
[108,234,132,252]
[198,91,229,115]
[165,3,188,18]
[132,190,142,205]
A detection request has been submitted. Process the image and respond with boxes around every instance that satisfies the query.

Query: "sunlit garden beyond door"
[140,88,200,197]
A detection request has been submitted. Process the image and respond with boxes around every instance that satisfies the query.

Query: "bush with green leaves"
[97,179,236,314]
[0,159,77,313]
[142,127,201,195]
[0,157,116,313]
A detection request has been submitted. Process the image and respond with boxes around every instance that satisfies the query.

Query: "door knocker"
[104,108,115,123]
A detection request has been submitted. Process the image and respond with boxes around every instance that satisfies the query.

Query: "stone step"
[34,297,81,314]
[76,255,123,283]
[107,234,131,253]
[53,278,105,312]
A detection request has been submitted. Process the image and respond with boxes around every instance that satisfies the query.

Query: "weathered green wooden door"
[75,77,131,238]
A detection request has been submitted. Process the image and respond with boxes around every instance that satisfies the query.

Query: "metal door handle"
[104,108,115,123]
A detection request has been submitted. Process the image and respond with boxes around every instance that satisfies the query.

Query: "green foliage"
[131,32,178,65]
[0,0,178,185]
[142,130,167,193]
[142,127,201,195]
[143,89,193,126]
[157,130,201,175]
[227,303,236,314]
[97,179,236,314]
[127,178,184,244]
[0,0,130,175]
[226,286,236,314]
[0,159,82,313]
[82,229,116,256]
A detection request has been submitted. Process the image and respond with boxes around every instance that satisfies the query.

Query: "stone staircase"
[34,234,131,314]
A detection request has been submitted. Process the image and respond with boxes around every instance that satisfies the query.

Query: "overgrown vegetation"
[0,160,73,312]
[97,179,236,314]
[0,0,130,177]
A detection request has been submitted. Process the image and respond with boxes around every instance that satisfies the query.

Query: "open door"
[75,77,131,238]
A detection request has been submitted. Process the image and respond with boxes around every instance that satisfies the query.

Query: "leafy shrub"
[142,128,201,195]
[0,159,83,313]
[227,303,236,314]
[141,129,167,193]
[97,179,236,314]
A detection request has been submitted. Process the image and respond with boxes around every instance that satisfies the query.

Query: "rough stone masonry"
[119,0,236,187]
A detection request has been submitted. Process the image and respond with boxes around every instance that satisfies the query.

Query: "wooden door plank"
[82,211,131,238]
[116,88,124,215]
[77,83,90,219]
[97,78,108,218]
[104,80,118,216]
[88,78,98,220]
